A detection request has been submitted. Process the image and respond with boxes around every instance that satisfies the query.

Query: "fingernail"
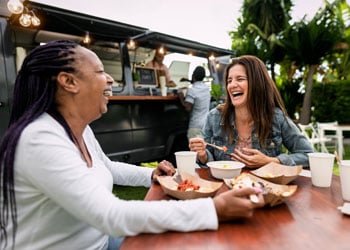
[249,194,259,203]
[254,187,263,193]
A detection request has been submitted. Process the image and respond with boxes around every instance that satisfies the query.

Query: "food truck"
[0,1,235,164]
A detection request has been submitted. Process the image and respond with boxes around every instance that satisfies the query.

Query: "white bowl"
[207,161,245,179]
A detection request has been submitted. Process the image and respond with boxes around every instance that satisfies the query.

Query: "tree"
[229,0,292,81]
[280,0,345,124]
[323,1,350,81]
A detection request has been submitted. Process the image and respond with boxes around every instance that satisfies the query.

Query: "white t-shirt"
[185,81,211,129]
[4,113,217,250]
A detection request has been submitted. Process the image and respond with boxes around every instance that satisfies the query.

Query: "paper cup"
[308,152,335,187]
[161,87,167,96]
[159,76,166,88]
[175,151,197,175]
[339,160,350,201]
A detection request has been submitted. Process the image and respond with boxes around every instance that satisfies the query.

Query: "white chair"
[317,121,341,155]
[298,123,331,153]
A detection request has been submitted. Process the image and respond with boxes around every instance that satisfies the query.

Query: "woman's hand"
[213,187,264,221]
[228,148,280,168]
[152,160,176,182]
[189,137,207,163]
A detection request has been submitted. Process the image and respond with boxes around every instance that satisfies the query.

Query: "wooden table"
[120,169,350,250]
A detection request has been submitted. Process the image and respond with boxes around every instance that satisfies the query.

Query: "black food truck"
[0,0,235,164]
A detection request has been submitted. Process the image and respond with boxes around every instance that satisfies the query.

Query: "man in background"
[179,66,211,140]
[146,49,176,87]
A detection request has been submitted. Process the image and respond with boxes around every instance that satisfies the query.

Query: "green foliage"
[312,80,350,123]
[230,0,292,68]
[132,71,139,82]
[277,79,304,119]
[325,48,350,81]
[210,83,224,102]
[281,6,344,66]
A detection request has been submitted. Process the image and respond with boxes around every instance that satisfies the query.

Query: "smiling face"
[226,64,248,109]
[72,47,114,121]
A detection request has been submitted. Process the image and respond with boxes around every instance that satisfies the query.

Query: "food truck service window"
[135,67,158,88]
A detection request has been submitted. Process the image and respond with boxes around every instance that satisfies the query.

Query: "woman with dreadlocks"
[0,41,264,250]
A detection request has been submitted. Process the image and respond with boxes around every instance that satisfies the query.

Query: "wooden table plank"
[121,169,350,250]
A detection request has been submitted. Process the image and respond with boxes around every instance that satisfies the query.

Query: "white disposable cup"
[175,151,197,175]
[308,152,335,187]
[159,76,166,88]
[161,87,167,96]
[339,160,350,201]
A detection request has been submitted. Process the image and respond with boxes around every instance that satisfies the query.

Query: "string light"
[158,46,165,55]
[19,11,31,27]
[18,8,41,27]
[7,1,41,28]
[127,39,136,50]
[30,10,41,26]
[7,0,23,14]
[83,31,91,44]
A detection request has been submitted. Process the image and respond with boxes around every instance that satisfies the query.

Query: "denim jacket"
[202,107,313,167]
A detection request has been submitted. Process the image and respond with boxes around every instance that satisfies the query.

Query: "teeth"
[103,89,112,97]
[232,92,243,97]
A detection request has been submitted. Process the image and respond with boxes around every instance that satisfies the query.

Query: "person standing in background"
[146,49,176,87]
[179,66,211,140]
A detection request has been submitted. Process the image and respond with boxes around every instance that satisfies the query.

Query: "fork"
[206,143,227,152]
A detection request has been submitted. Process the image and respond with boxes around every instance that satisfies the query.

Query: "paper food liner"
[157,173,223,200]
[224,173,297,207]
[250,162,302,185]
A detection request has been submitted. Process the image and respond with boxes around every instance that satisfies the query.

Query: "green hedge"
[312,80,350,124]
[278,79,304,119]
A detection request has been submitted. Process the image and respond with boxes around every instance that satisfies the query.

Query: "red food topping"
[177,179,200,191]
[222,146,228,152]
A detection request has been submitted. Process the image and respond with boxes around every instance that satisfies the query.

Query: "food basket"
[250,162,302,185]
[157,173,222,200]
[224,173,297,207]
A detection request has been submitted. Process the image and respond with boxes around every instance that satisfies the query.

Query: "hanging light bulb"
[7,0,24,14]
[158,46,165,55]
[30,11,40,26]
[83,31,91,44]
[19,12,31,27]
[209,54,216,61]
[127,39,136,50]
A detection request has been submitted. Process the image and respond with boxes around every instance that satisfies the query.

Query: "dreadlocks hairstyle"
[0,40,79,248]
[221,55,288,146]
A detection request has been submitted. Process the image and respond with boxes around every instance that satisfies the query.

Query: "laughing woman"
[0,41,265,250]
[189,55,313,168]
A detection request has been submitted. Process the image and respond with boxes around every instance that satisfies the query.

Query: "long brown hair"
[221,55,288,146]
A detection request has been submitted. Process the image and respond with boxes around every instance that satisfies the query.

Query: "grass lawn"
[113,144,350,200]
[113,185,148,200]
[333,144,350,176]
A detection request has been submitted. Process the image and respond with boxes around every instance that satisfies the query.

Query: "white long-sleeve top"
[5,113,218,250]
